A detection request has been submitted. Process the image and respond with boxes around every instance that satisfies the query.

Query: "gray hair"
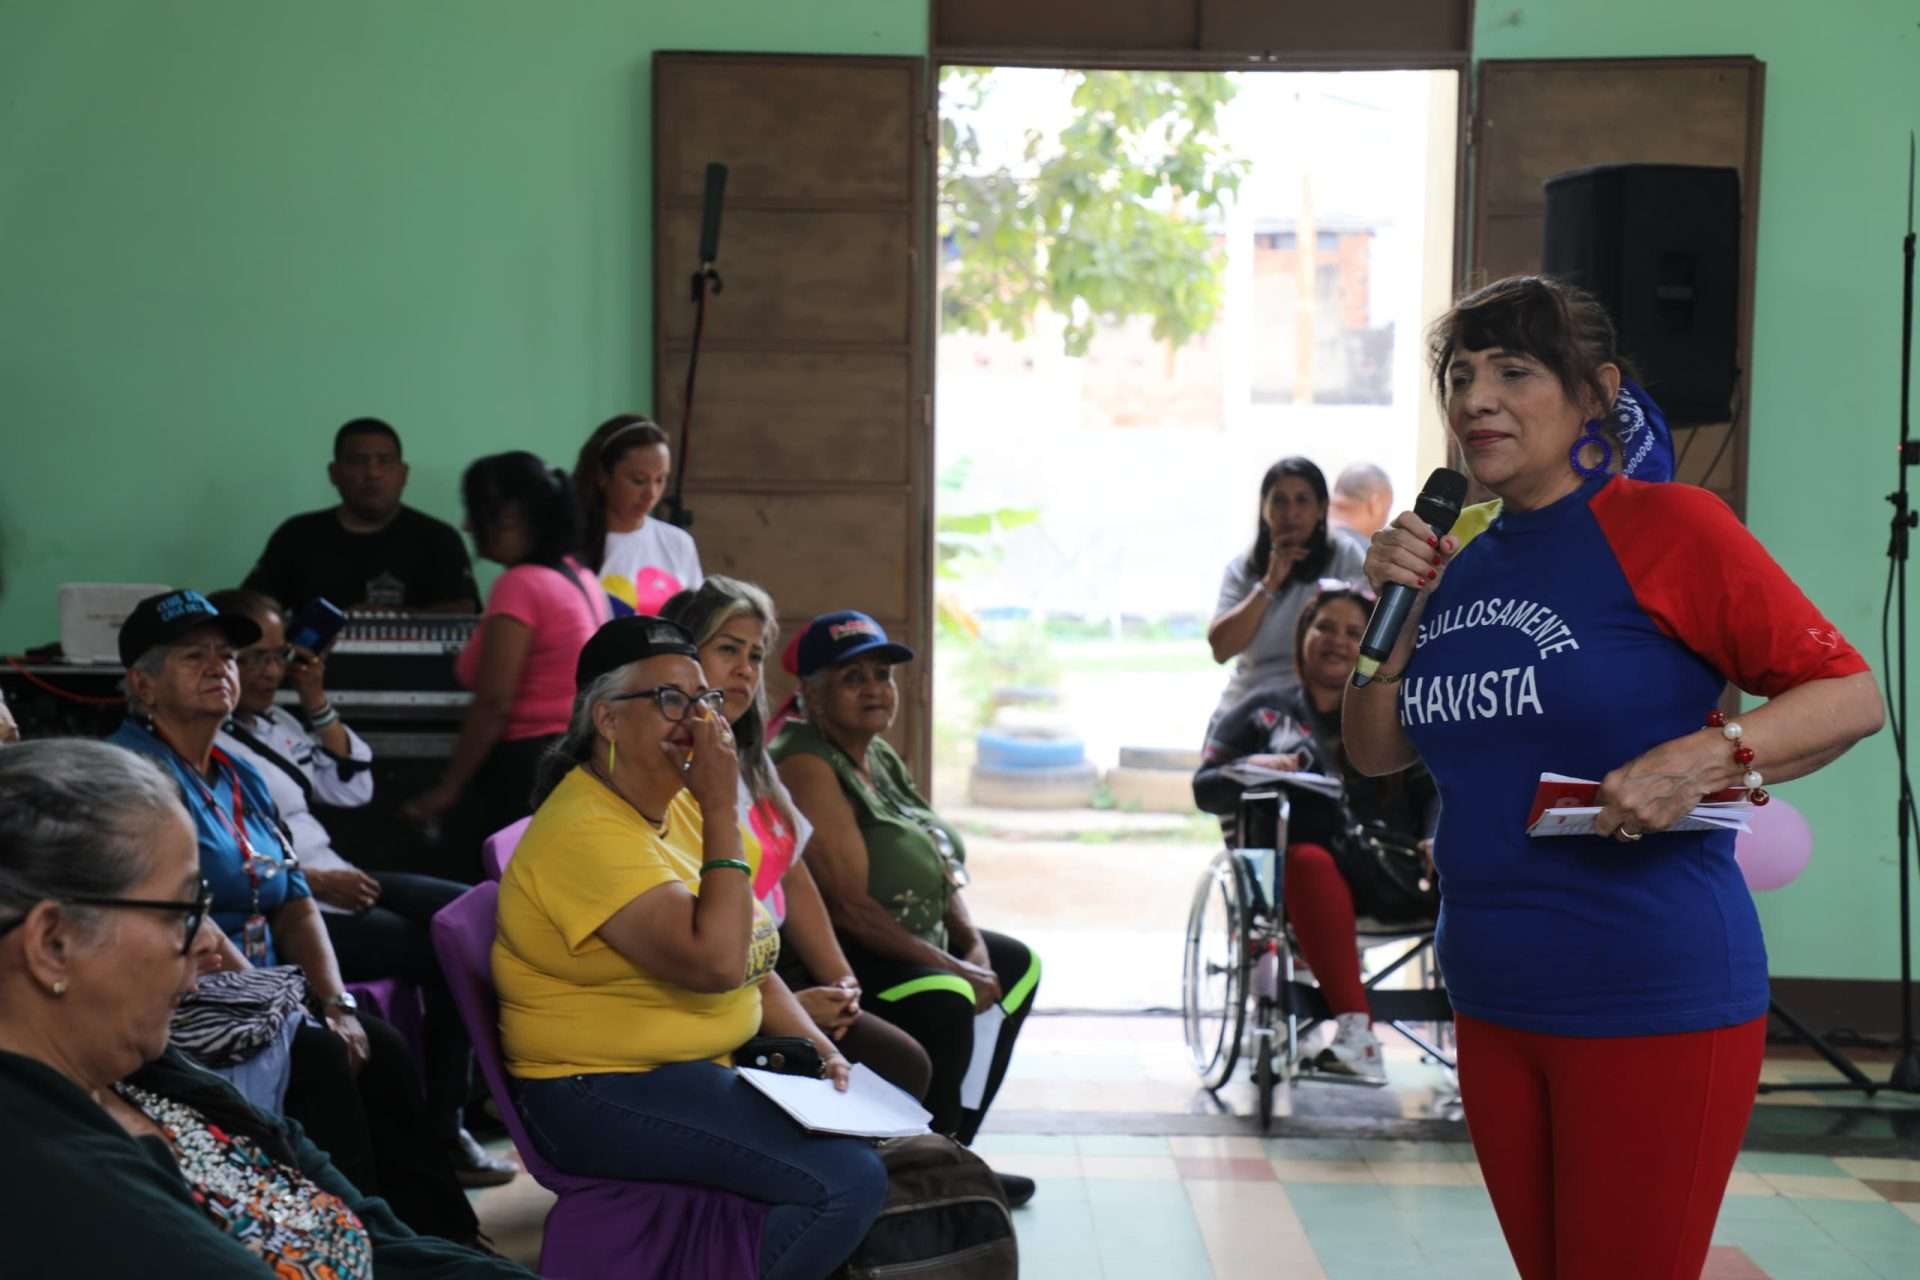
[121,644,169,717]
[1334,462,1393,502]
[0,739,187,937]
[530,664,644,809]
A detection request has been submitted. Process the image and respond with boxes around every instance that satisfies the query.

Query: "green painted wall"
[1475,3,1920,979]
[0,0,924,628]
[3,1,1915,980]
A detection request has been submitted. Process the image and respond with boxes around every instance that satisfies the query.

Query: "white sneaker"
[1303,1013,1388,1087]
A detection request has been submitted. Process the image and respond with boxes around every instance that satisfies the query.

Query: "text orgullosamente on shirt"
[1400,474,1867,1037]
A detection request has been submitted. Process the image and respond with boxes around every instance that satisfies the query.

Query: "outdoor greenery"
[938,67,1247,356]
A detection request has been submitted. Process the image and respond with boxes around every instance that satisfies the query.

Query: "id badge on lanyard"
[242,913,272,964]
[204,746,280,963]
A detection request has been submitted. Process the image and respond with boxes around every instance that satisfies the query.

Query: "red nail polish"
[1427,535,1438,548]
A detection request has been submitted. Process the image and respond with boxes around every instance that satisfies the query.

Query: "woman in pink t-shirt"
[402,452,609,879]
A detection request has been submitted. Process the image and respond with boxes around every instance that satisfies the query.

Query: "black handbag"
[735,1035,826,1078]
[1330,820,1440,924]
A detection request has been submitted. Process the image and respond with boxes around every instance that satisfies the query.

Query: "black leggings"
[283,1013,478,1243]
[842,930,1039,1143]
[321,871,470,1140]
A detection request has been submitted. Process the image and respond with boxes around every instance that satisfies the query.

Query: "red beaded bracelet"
[1706,710,1770,806]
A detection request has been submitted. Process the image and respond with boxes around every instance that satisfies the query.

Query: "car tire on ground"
[968,760,1100,809]
[975,729,1087,771]
[1117,746,1202,772]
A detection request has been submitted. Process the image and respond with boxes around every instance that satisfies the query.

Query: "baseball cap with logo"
[793,610,915,678]
[117,590,263,668]
[575,615,701,689]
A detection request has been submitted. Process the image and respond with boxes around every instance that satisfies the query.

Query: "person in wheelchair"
[1192,583,1437,1086]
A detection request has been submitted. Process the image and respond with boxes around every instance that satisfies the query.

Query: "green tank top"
[770,719,966,949]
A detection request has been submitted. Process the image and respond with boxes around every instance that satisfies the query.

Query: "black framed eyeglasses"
[236,645,295,669]
[0,880,214,957]
[606,685,728,722]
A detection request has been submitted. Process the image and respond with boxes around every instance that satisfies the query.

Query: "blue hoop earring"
[1570,420,1613,480]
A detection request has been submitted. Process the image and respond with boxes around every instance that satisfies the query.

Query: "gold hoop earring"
[608,740,617,773]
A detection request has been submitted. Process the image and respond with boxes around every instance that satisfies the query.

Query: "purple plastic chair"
[430,882,767,1279]
[481,816,532,882]
[343,978,427,1076]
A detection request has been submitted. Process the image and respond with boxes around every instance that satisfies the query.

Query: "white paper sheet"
[958,1004,1007,1110]
[739,1062,933,1138]
[1217,765,1344,799]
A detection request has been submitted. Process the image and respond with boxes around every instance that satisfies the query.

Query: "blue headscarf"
[1613,377,1674,483]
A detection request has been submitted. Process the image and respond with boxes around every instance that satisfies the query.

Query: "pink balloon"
[1733,797,1813,892]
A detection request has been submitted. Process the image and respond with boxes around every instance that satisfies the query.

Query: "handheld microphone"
[1351,467,1469,686]
[697,162,728,266]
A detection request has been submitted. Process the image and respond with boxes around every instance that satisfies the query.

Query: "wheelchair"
[1180,783,1454,1131]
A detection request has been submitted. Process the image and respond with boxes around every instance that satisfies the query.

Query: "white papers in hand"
[1525,772,1752,837]
[1217,765,1343,799]
[738,1063,933,1138]
[958,1004,1006,1110]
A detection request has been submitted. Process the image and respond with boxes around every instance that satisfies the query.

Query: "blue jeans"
[517,1063,888,1280]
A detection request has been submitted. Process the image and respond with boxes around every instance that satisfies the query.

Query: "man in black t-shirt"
[245,418,480,613]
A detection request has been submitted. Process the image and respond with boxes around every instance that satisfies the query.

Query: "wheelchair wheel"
[1183,850,1249,1091]
[1254,1009,1278,1133]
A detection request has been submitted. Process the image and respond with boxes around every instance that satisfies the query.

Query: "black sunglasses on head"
[0,880,213,958]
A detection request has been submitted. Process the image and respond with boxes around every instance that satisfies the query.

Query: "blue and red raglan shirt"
[1400,473,1867,1037]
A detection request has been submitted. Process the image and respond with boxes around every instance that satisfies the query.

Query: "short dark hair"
[462,451,581,569]
[333,417,403,460]
[1428,276,1637,420]
[205,588,283,626]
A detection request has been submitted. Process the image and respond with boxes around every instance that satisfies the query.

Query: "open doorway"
[932,66,1459,1011]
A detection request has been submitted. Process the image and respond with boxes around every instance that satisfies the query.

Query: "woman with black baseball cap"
[771,612,1039,1207]
[496,616,885,1280]
[107,590,483,1244]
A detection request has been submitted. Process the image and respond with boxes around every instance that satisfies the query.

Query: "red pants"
[1456,1012,1766,1280]
[1283,843,1368,1015]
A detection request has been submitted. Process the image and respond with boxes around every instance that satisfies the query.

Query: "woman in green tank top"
[771,611,1040,1206]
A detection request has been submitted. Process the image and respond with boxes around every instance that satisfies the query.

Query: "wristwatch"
[319,991,359,1016]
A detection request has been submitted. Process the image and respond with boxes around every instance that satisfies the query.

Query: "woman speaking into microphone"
[1342,275,1883,1280]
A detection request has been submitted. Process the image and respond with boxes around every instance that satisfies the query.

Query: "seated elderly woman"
[208,588,514,1186]
[1192,583,1440,1085]
[0,739,532,1278]
[106,590,480,1243]
[770,612,1038,1206]
[495,616,886,1280]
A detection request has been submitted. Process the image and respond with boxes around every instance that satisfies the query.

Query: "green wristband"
[701,858,753,876]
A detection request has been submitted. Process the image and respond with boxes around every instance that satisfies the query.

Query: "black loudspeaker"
[1543,164,1741,427]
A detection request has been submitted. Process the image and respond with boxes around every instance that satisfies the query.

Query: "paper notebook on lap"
[1218,765,1344,799]
[1525,772,1752,837]
[738,1063,933,1138]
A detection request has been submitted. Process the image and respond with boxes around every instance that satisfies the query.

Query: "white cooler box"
[58,583,173,665]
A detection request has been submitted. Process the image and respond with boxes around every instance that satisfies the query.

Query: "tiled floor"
[470,1015,1920,1278]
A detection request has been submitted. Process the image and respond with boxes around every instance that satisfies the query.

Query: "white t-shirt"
[600,519,703,615]
[216,708,374,915]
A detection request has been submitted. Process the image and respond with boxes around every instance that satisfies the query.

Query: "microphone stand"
[662,162,728,533]
[1892,133,1920,1093]
[1759,133,1920,1097]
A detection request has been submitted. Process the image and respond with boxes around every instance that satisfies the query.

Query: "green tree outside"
[939,67,1247,357]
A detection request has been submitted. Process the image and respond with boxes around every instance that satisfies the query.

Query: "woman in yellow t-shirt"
[494,616,886,1280]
